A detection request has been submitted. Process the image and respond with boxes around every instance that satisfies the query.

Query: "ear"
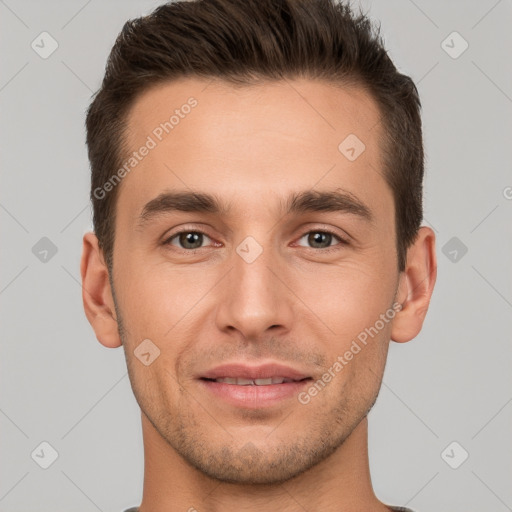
[80,232,122,348]
[391,226,437,343]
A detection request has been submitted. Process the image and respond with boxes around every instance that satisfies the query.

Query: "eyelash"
[162,228,349,254]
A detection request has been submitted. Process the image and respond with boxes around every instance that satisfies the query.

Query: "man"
[80,0,436,510]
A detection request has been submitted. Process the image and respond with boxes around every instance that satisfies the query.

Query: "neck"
[137,413,390,512]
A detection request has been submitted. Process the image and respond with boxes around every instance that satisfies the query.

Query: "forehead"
[124,77,382,156]
[118,77,389,220]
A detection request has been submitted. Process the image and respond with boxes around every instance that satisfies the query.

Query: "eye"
[296,230,348,252]
[164,230,213,250]
[162,228,348,253]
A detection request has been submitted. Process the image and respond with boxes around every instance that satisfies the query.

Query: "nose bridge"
[215,232,292,338]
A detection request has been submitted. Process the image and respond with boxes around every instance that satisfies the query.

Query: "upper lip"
[199,362,311,381]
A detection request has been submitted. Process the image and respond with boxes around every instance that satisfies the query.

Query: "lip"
[197,362,312,409]
[199,362,310,381]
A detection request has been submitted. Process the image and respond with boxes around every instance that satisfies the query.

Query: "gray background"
[1,0,511,511]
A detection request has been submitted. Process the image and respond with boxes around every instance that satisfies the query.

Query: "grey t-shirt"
[124,506,416,511]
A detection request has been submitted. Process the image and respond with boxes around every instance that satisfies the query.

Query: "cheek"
[294,261,396,341]
[115,260,211,341]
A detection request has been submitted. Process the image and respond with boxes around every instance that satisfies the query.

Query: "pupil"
[310,232,330,248]
[181,232,201,249]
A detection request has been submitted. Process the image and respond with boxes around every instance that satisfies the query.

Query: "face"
[107,78,402,484]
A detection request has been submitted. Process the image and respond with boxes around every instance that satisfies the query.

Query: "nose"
[214,239,294,342]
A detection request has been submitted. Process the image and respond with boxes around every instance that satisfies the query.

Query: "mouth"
[197,362,313,408]
[201,376,310,385]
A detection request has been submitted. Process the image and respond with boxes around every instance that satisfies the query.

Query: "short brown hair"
[86,0,424,272]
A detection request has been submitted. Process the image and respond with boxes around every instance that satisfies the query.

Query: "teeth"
[236,378,254,385]
[213,377,296,385]
[254,378,273,385]
[217,377,237,384]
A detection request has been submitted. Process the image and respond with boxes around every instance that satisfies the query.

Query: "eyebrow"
[137,188,373,227]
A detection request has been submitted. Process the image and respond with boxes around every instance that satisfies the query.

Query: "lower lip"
[199,379,311,408]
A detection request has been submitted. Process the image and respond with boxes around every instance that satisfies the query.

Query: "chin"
[172,429,348,486]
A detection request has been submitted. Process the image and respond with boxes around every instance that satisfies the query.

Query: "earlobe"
[391,226,437,343]
[80,232,122,348]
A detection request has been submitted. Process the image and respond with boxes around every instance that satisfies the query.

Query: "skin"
[81,77,436,511]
